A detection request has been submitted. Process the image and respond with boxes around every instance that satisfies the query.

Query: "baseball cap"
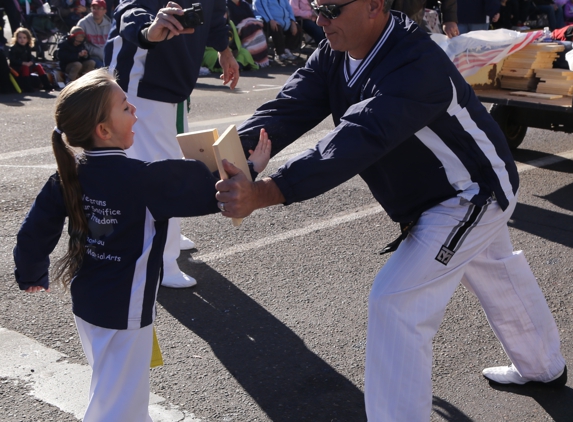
[91,0,107,8]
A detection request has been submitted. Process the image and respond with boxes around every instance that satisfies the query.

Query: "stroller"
[18,0,70,61]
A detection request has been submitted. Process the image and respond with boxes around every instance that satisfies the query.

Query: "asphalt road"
[1,63,572,422]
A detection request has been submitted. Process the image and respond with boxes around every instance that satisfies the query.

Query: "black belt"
[379,217,419,255]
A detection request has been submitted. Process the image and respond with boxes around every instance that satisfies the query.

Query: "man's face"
[314,0,369,57]
[91,4,106,21]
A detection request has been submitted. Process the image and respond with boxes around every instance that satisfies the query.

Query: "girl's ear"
[94,122,110,141]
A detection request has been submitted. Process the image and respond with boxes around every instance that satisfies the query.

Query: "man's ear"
[370,0,384,16]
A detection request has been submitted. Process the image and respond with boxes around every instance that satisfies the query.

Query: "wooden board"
[521,43,565,52]
[536,85,572,95]
[509,91,563,99]
[500,68,535,77]
[212,125,252,227]
[534,68,573,79]
[177,128,219,172]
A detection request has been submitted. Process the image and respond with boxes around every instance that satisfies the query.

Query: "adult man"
[78,0,112,68]
[215,0,567,419]
[106,0,239,288]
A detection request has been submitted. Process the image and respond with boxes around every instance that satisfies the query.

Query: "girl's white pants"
[365,195,565,421]
[75,316,153,422]
[124,95,189,280]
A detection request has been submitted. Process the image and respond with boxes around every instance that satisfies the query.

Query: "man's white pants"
[125,95,189,280]
[75,316,153,422]
[365,195,565,421]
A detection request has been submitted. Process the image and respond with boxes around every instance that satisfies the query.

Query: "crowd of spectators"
[3,0,573,94]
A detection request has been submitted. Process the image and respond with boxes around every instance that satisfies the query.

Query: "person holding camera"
[105,0,239,288]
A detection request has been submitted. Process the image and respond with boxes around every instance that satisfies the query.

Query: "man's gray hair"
[383,0,394,13]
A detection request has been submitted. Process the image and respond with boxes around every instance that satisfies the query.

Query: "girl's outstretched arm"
[248,128,272,173]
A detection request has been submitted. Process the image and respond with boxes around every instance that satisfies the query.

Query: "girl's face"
[98,82,137,150]
[17,32,29,46]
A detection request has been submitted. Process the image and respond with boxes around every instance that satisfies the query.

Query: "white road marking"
[0,146,52,161]
[515,149,573,172]
[0,327,202,422]
[188,114,252,130]
[0,164,56,169]
[192,204,383,263]
[252,86,283,92]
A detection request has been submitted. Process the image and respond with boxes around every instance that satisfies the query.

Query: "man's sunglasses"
[310,0,358,20]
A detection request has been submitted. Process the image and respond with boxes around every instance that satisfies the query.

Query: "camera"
[174,3,204,29]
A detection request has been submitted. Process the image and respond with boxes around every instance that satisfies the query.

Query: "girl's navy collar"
[84,147,127,158]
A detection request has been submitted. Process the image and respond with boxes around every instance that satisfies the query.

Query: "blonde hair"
[11,27,35,48]
[51,68,116,288]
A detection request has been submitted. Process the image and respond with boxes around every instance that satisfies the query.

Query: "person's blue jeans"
[92,57,104,69]
[458,23,489,34]
[301,19,325,44]
[536,4,565,30]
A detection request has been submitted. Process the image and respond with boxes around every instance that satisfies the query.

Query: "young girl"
[8,27,53,92]
[14,68,270,421]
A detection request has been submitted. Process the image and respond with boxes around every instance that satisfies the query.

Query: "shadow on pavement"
[510,202,573,249]
[157,261,367,422]
[432,397,473,421]
[541,182,573,213]
[488,383,573,422]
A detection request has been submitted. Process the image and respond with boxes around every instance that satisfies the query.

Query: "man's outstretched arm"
[215,160,285,218]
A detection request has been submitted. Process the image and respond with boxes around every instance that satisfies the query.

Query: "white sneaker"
[198,66,210,76]
[161,270,197,288]
[482,364,567,387]
[180,234,196,250]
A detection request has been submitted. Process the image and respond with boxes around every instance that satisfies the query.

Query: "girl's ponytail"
[51,129,89,288]
[50,68,115,289]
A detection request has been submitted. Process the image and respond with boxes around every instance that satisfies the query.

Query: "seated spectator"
[203,16,259,72]
[8,27,53,91]
[227,0,270,67]
[78,0,111,68]
[564,0,573,23]
[289,0,325,45]
[56,26,95,81]
[252,0,302,61]
[537,0,565,29]
[51,0,88,29]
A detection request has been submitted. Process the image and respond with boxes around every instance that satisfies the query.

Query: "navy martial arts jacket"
[105,0,229,103]
[14,148,219,330]
[238,12,519,224]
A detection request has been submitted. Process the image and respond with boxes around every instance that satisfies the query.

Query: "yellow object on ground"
[9,74,21,93]
[150,327,164,368]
